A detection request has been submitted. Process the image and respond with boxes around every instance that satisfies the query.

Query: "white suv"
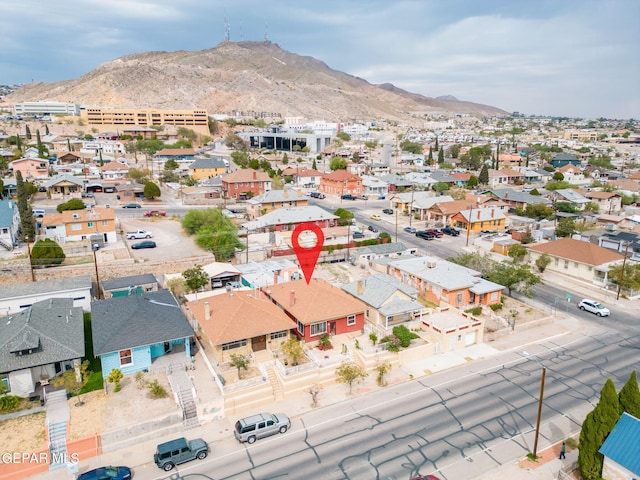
[578,299,611,317]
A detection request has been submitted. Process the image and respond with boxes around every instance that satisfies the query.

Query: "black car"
[416,230,435,240]
[131,240,156,249]
[382,208,394,214]
[352,231,365,239]
[368,225,379,233]
[78,466,132,480]
[341,194,357,200]
[442,226,460,236]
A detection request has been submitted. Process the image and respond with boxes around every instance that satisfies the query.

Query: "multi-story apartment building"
[81,107,209,134]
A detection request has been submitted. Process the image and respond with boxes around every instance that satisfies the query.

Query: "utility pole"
[465,204,474,247]
[26,237,35,282]
[93,246,102,299]
[533,367,546,458]
[395,209,398,243]
[408,185,415,227]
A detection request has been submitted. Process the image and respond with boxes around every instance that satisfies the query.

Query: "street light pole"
[533,366,546,458]
[395,208,398,243]
[465,204,474,247]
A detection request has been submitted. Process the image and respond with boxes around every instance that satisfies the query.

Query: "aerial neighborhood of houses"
[1,98,640,476]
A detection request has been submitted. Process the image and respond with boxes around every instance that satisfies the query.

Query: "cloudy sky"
[1,0,638,119]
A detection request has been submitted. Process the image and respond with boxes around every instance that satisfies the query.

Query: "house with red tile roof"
[526,237,625,285]
[100,160,129,180]
[262,278,367,343]
[222,168,272,200]
[186,290,294,363]
[319,170,363,197]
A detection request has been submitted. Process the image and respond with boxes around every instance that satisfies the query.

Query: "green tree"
[230,354,250,380]
[177,127,197,143]
[618,370,640,418]
[486,262,540,297]
[329,157,348,171]
[50,360,91,406]
[107,369,124,392]
[231,150,250,168]
[335,361,368,394]
[584,202,600,213]
[312,158,317,170]
[25,125,31,140]
[36,129,47,158]
[432,182,449,192]
[555,218,576,238]
[182,208,243,260]
[400,141,422,154]
[478,164,489,185]
[448,144,460,159]
[524,203,555,220]
[333,208,355,226]
[448,251,497,277]
[507,244,528,263]
[438,147,445,165]
[578,379,621,480]
[427,146,434,165]
[535,253,552,273]
[336,131,351,141]
[127,167,152,184]
[208,117,218,135]
[57,198,86,213]
[607,262,640,292]
[182,265,208,293]
[143,181,161,200]
[16,171,35,242]
[225,133,246,150]
[31,238,66,267]
[467,175,478,189]
[553,171,565,181]
[282,153,289,165]
[281,337,305,366]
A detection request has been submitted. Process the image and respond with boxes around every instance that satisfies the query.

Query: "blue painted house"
[91,290,194,378]
[599,412,640,479]
[0,198,20,251]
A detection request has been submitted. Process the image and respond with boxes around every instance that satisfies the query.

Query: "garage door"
[465,331,476,346]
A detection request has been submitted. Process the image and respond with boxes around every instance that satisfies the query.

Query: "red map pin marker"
[292,222,324,285]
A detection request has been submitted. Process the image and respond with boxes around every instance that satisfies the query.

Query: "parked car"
[131,240,156,249]
[154,437,208,471]
[416,230,435,240]
[78,466,132,480]
[368,225,379,233]
[370,214,382,221]
[442,226,460,236]
[234,412,291,444]
[359,195,368,200]
[352,231,365,239]
[122,203,141,209]
[341,194,357,200]
[403,226,416,234]
[578,299,611,317]
[144,210,166,217]
[382,208,393,215]
[425,229,443,238]
[310,191,326,199]
[226,281,242,289]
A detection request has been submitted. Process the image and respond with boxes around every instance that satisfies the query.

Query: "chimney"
[273,270,279,285]
[204,302,210,321]
[283,189,288,198]
[357,280,363,295]
[290,290,295,307]
[253,171,257,180]
[491,209,494,218]
[477,210,481,219]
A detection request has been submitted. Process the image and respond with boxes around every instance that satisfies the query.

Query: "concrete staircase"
[47,421,68,471]
[177,388,200,430]
[266,367,284,401]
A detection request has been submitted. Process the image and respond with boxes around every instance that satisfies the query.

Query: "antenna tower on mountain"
[264,23,269,42]
[224,13,230,42]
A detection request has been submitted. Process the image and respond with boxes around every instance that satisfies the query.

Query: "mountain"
[6,41,507,122]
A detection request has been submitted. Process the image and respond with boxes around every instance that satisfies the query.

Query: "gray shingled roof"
[45,173,84,187]
[0,275,91,300]
[0,298,85,373]
[101,274,158,291]
[242,205,338,230]
[379,298,424,317]
[490,188,552,205]
[0,198,18,228]
[91,290,194,356]
[188,157,227,169]
[351,242,411,257]
[341,273,418,308]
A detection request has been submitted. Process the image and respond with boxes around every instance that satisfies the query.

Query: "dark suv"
[442,226,460,236]
[154,437,209,471]
[382,208,393,214]
[341,194,357,200]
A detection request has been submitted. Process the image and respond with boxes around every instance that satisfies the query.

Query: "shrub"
[392,325,419,348]
[0,395,21,413]
[490,303,504,312]
[465,306,483,316]
[147,380,168,398]
[369,332,378,346]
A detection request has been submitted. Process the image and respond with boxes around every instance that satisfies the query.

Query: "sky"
[1,0,638,120]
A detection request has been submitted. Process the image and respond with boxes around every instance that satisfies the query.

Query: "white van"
[32,209,46,217]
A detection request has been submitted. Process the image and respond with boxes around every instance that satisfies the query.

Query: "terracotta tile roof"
[100,161,129,171]
[490,168,524,177]
[321,170,361,181]
[609,179,640,192]
[585,191,621,199]
[431,199,475,215]
[264,278,367,325]
[155,148,196,156]
[526,238,624,266]
[222,168,271,183]
[187,291,294,345]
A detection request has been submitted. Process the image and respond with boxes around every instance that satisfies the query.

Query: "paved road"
[140,325,637,480]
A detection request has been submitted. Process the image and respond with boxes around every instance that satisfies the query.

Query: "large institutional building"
[81,107,209,130]
[13,101,81,116]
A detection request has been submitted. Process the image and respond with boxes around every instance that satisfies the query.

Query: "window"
[347,315,356,326]
[310,322,326,337]
[71,223,82,231]
[102,221,108,226]
[87,222,94,228]
[490,292,498,301]
[456,293,463,305]
[297,320,304,335]
[0,374,10,393]
[271,330,288,340]
[119,349,133,366]
[222,339,247,351]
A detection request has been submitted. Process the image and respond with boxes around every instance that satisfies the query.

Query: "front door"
[329,322,337,336]
[252,335,266,351]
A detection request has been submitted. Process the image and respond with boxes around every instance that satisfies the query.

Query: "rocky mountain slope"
[7,41,508,122]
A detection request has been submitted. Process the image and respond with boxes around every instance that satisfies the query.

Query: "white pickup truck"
[126,229,153,240]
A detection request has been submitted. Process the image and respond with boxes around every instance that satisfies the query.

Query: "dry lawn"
[0,412,47,452]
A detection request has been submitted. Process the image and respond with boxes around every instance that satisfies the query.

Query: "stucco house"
[99,160,129,180]
[525,238,625,286]
[235,259,301,288]
[0,298,84,397]
[91,290,194,378]
[188,157,227,181]
[45,173,84,199]
[450,207,507,233]
[348,242,417,267]
[263,278,368,343]
[43,207,117,244]
[0,198,20,251]
[584,191,622,214]
[385,256,505,308]
[246,189,309,220]
[341,274,425,329]
[185,290,293,364]
[8,157,50,181]
[242,205,338,233]
[0,275,93,315]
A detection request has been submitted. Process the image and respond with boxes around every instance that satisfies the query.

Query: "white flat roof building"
[14,101,81,116]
